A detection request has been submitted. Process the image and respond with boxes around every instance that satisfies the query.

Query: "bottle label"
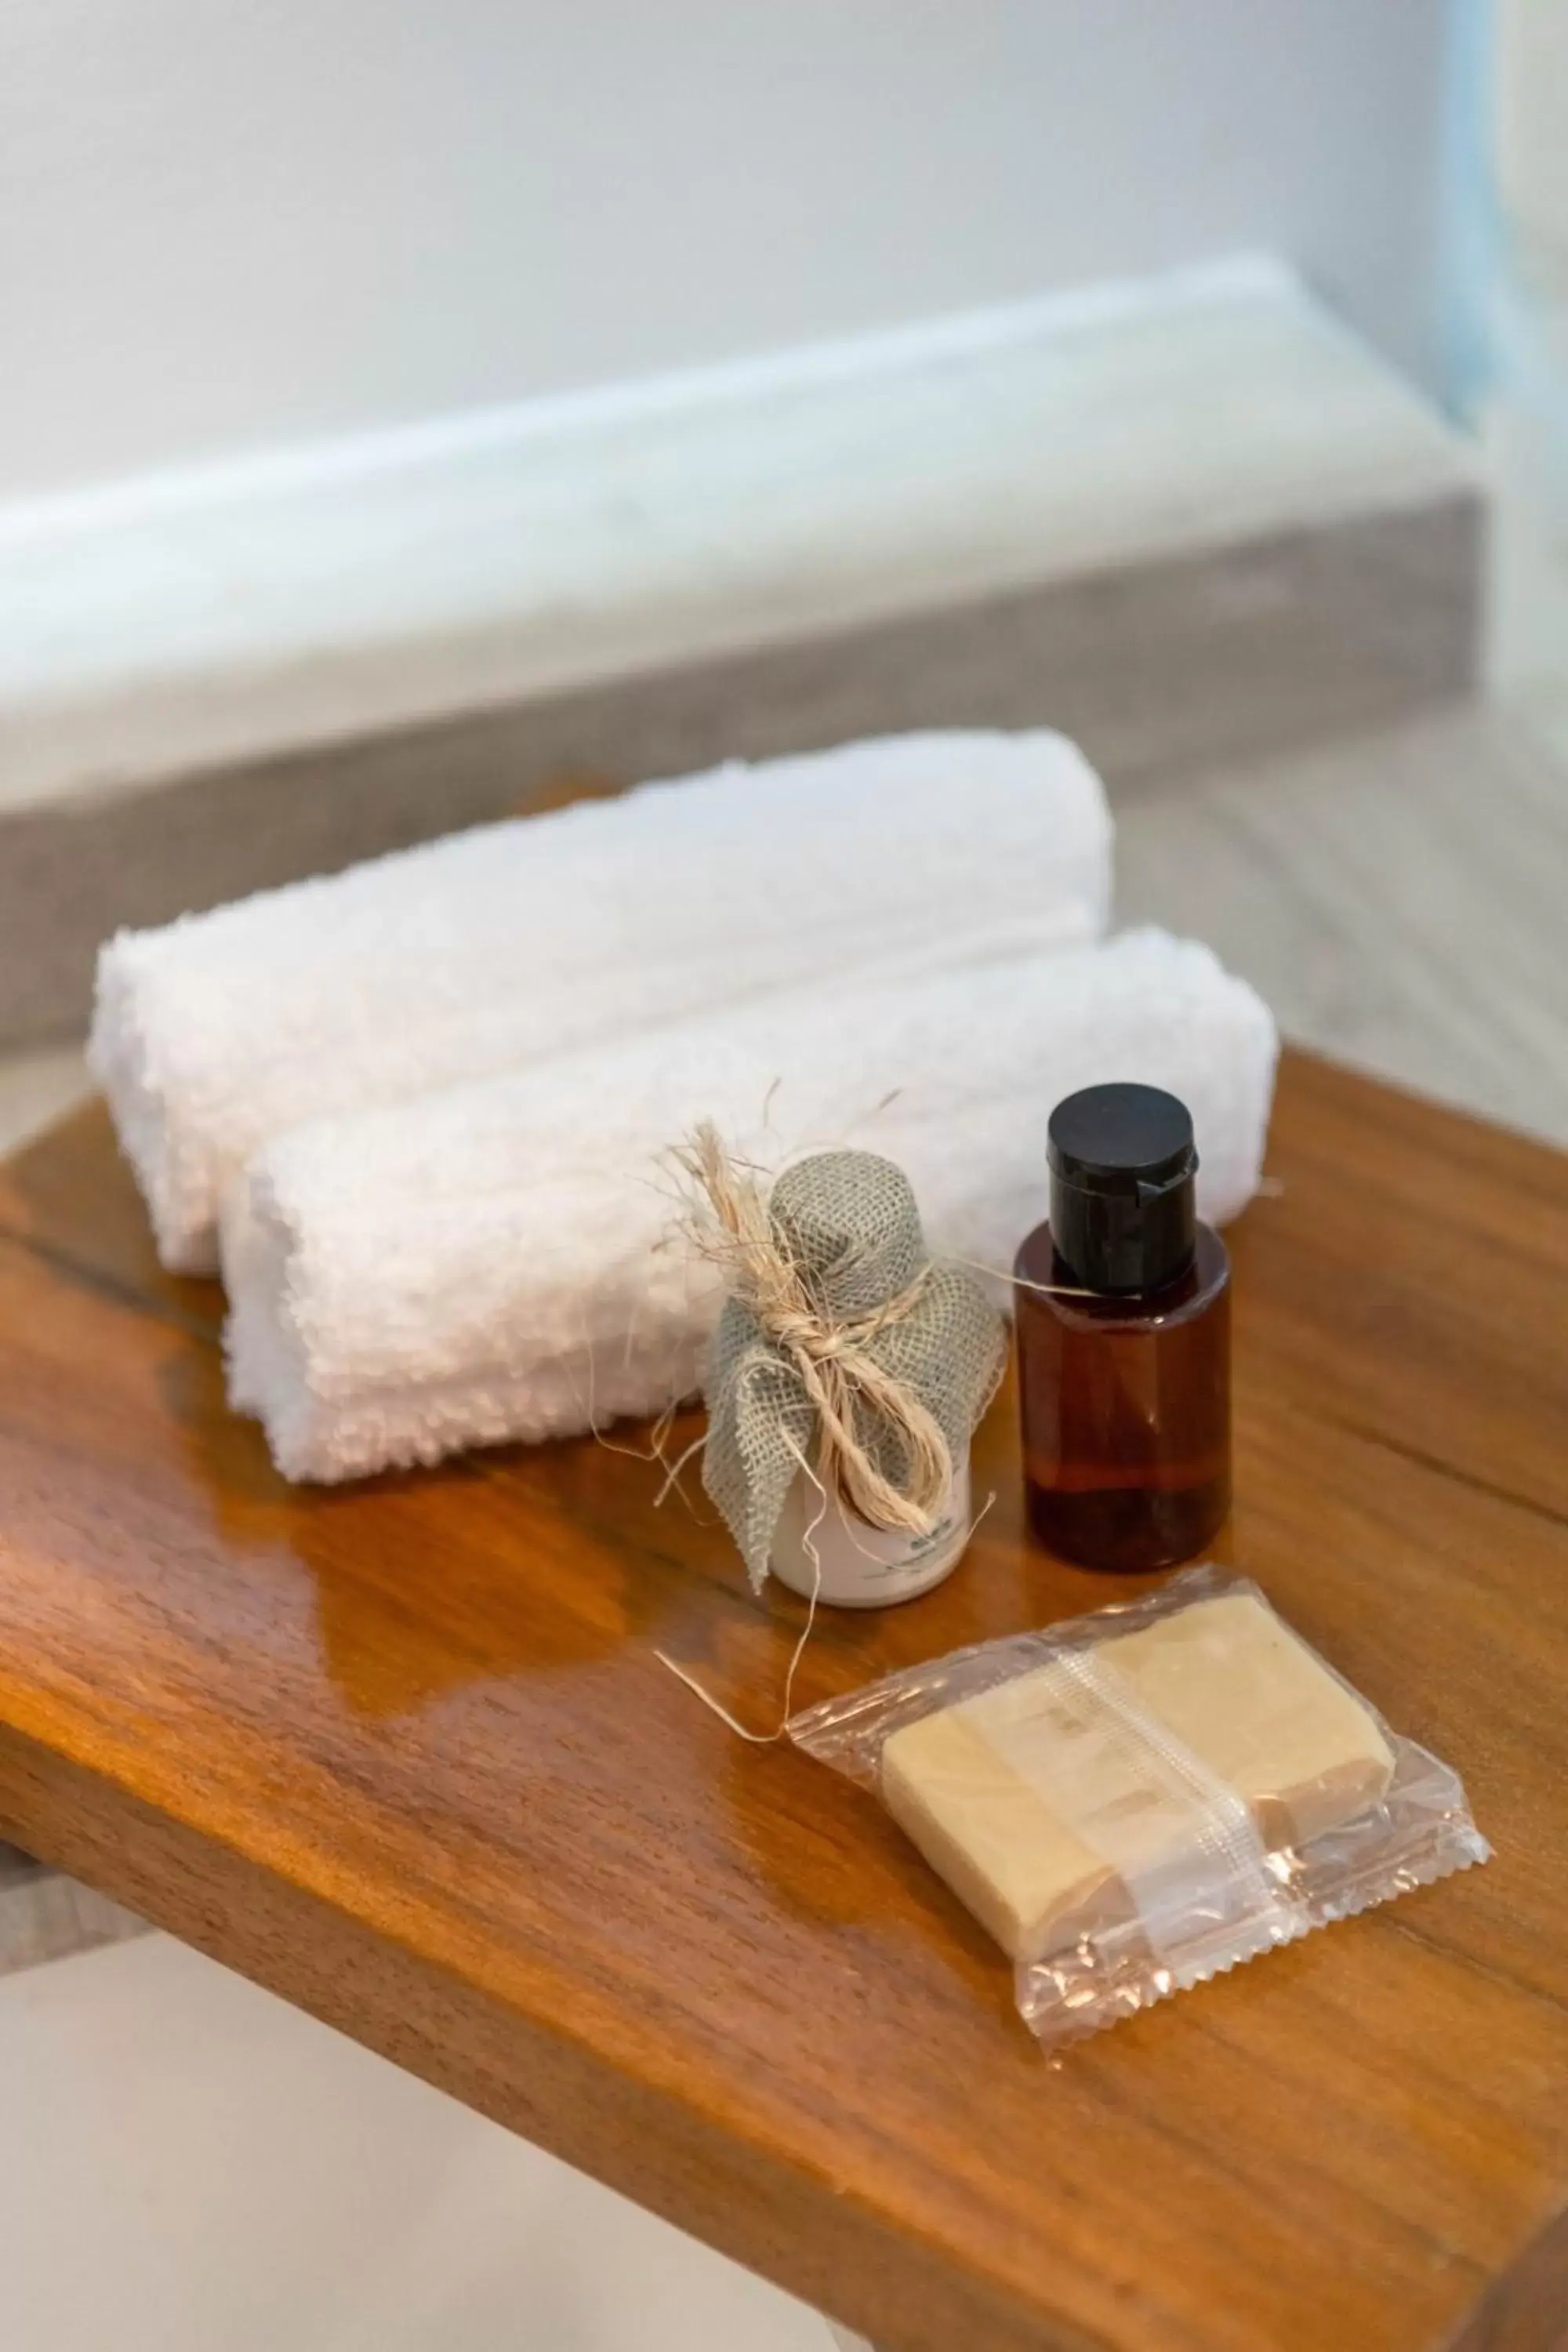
[769,1455,972,1609]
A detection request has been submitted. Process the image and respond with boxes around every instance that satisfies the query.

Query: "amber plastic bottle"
[1014,1083,1230,1573]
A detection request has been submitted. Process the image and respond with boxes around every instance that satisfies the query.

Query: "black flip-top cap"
[1047,1083,1199,1294]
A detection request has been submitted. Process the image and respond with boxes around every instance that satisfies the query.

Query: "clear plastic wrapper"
[789,1566,1490,2045]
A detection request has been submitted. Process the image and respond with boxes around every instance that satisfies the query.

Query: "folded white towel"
[223,930,1276,1483]
[90,731,1111,1272]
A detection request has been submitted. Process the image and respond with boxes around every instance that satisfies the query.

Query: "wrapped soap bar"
[789,1568,1489,2044]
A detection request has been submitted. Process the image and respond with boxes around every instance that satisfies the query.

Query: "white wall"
[0,0,1449,503]
[1488,0,1568,687]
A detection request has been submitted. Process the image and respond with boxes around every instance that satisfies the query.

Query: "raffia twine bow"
[674,1123,953,1537]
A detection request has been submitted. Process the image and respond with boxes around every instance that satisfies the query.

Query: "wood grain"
[0,1054,1565,2352]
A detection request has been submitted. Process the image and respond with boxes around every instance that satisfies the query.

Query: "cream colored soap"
[880,1592,1396,1963]
[882,1698,1114,1962]
[1097,1590,1396,1848]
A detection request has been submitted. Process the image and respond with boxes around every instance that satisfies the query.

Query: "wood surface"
[0,1054,1565,2352]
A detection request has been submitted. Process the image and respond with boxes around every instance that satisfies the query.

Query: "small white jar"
[768,1451,972,1608]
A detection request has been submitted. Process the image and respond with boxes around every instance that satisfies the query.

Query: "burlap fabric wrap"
[700,1149,1006,1591]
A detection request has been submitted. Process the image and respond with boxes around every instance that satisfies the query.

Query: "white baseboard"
[0,256,1475,818]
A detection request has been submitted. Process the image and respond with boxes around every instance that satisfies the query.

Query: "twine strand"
[654,1433,827,1743]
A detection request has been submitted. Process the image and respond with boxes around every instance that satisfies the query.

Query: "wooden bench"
[0,1054,1565,2352]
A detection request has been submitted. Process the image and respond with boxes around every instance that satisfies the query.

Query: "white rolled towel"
[222,929,1277,1483]
[89,730,1111,1272]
